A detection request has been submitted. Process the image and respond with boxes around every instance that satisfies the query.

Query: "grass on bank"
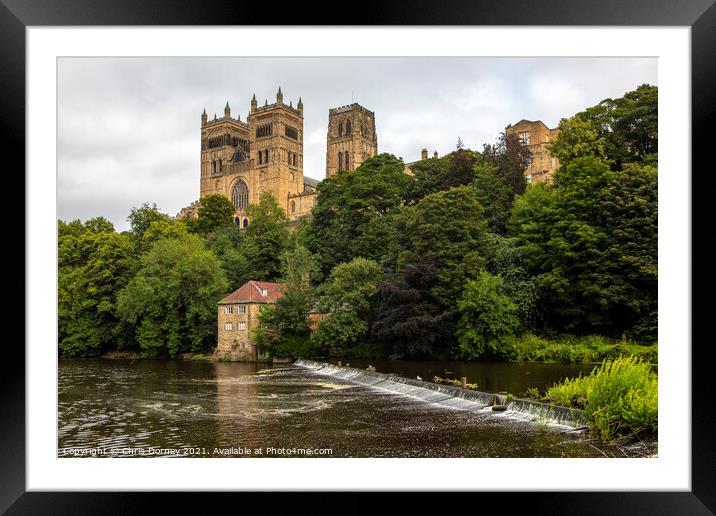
[512,334,657,364]
[544,356,658,440]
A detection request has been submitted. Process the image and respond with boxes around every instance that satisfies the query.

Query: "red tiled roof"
[218,281,286,304]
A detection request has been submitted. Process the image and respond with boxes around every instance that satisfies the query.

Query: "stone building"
[326,103,378,177]
[196,88,319,225]
[216,280,285,361]
[505,120,560,183]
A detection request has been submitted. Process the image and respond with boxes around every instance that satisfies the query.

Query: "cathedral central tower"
[326,103,377,177]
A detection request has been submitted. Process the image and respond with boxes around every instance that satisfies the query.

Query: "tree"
[547,116,607,167]
[403,185,489,308]
[116,234,227,357]
[372,260,454,358]
[58,223,136,357]
[127,203,171,254]
[306,153,412,275]
[204,224,247,292]
[189,194,236,235]
[236,192,290,282]
[313,258,384,352]
[456,271,520,359]
[579,84,658,169]
[280,245,321,293]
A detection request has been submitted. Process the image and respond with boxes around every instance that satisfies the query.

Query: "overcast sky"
[58,57,656,231]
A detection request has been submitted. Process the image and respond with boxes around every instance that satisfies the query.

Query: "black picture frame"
[4,0,711,513]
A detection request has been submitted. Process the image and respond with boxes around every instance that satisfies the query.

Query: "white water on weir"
[295,359,588,431]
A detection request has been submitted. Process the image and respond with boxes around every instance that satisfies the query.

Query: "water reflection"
[59,359,625,458]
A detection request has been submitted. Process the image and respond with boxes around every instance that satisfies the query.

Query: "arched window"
[290,200,296,213]
[288,151,291,164]
[235,217,241,227]
[338,152,343,170]
[212,161,216,174]
[243,218,249,228]
[293,153,297,166]
[231,179,249,211]
[346,120,351,135]
[258,151,262,164]
[345,151,349,170]
[264,149,269,163]
[338,122,343,137]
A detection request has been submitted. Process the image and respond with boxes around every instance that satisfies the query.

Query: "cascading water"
[295,359,587,430]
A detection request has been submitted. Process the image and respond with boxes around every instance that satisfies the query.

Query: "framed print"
[5,0,713,512]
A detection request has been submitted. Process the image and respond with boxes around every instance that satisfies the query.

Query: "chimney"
[433,150,438,159]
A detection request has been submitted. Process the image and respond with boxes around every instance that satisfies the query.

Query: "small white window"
[225,306,233,315]
[224,322,233,331]
[519,131,530,145]
[238,322,247,330]
[526,174,532,184]
[238,305,246,314]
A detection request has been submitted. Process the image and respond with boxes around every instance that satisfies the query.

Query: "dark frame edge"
[0,0,26,514]
[5,0,714,513]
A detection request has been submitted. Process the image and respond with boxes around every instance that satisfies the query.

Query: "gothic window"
[285,125,298,140]
[345,151,349,170]
[293,153,297,166]
[258,151,262,164]
[346,120,351,135]
[231,179,249,211]
[338,152,343,170]
[338,122,343,137]
[243,218,249,228]
[211,161,216,174]
[519,131,531,145]
[290,200,296,213]
[264,149,269,163]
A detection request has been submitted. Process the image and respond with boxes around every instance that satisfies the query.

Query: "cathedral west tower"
[326,103,377,177]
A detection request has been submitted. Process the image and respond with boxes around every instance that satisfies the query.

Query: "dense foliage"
[545,356,658,439]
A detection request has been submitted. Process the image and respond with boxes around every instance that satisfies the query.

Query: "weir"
[295,359,588,430]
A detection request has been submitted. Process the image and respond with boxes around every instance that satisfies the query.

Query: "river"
[58,359,646,458]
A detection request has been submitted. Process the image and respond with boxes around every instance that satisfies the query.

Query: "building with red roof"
[216,281,285,361]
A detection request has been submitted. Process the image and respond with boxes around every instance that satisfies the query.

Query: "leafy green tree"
[188,194,236,235]
[204,224,248,292]
[457,270,520,359]
[116,234,227,357]
[58,224,136,357]
[403,185,488,308]
[485,234,541,330]
[280,245,321,292]
[547,116,607,167]
[127,203,172,254]
[141,219,189,247]
[313,258,384,351]
[306,153,412,275]
[473,161,514,234]
[578,84,658,169]
[482,132,531,200]
[236,192,290,282]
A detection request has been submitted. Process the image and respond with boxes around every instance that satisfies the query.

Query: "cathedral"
[177,88,378,224]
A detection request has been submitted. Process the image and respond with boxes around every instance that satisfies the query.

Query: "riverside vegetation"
[58,85,658,440]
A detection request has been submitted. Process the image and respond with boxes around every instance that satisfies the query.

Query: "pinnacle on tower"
[251,93,257,113]
[224,102,231,118]
[297,96,303,114]
[265,99,268,106]
[276,86,283,104]
[201,108,207,125]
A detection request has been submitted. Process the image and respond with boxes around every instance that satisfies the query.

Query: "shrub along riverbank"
[542,356,658,440]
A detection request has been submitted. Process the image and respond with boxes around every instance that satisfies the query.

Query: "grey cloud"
[58,57,656,231]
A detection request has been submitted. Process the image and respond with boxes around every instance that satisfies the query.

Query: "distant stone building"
[215,280,328,361]
[216,280,285,361]
[505,120,560,183]
[403,147,439,175]
[326,103,378,177]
